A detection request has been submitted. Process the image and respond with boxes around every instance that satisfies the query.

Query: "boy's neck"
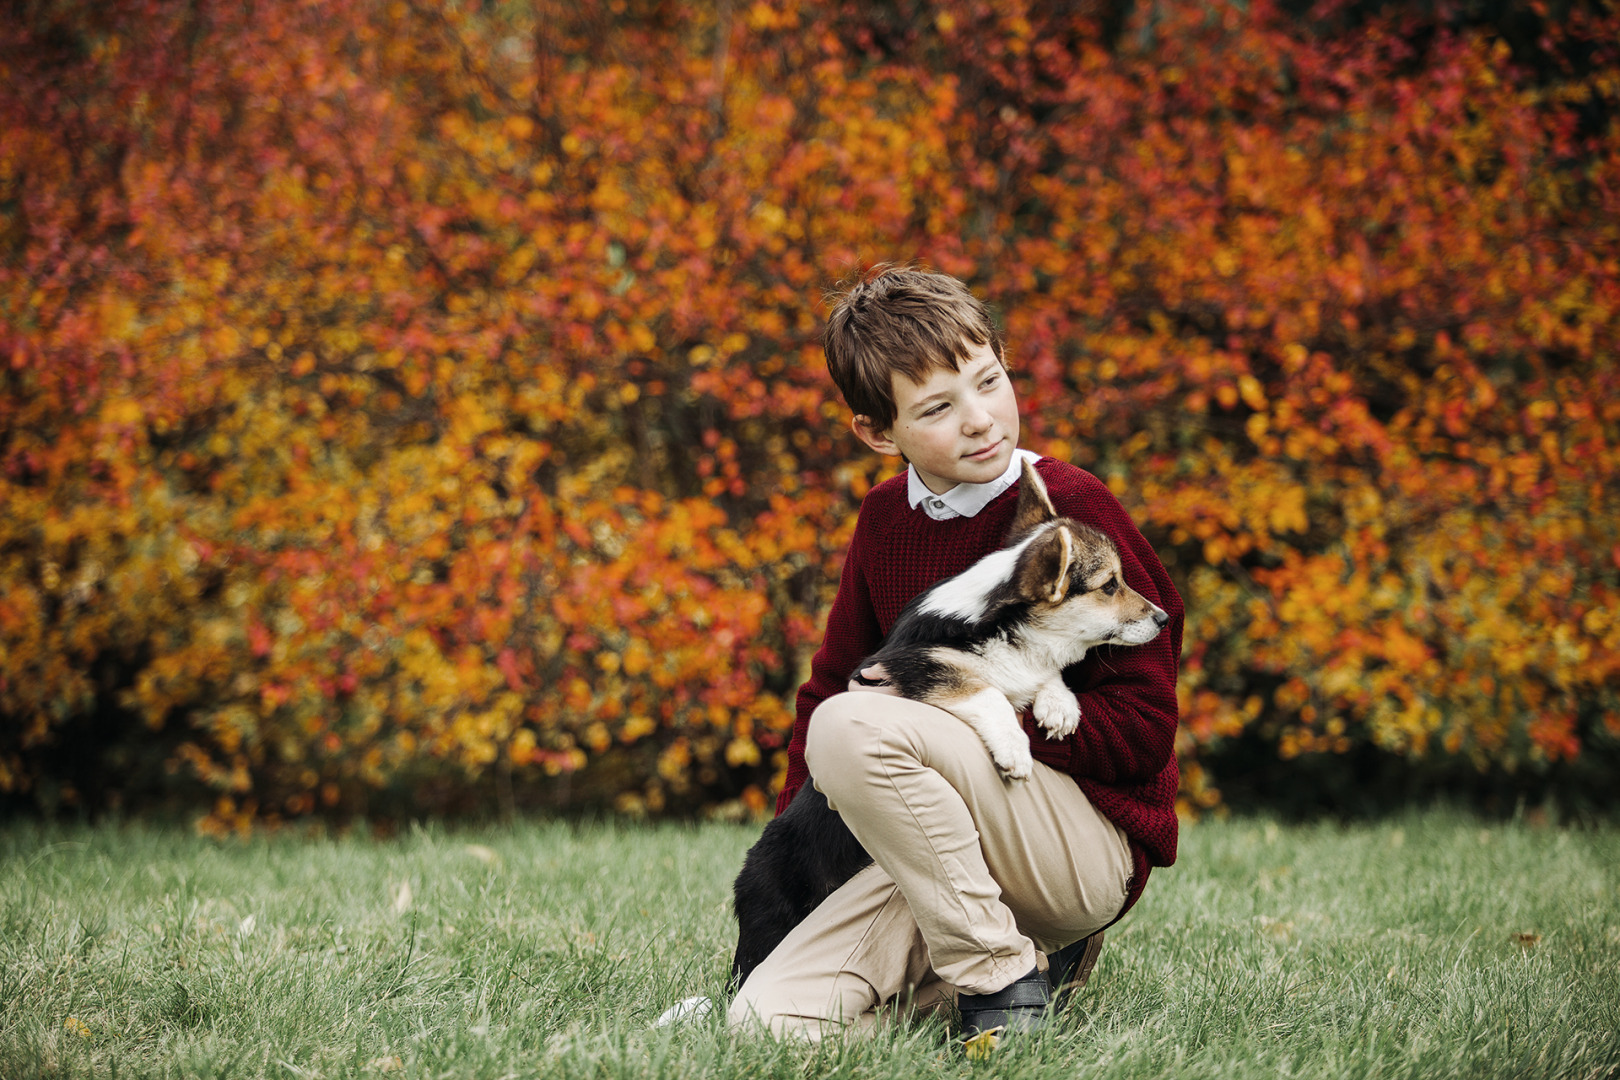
[907,448,1041,521]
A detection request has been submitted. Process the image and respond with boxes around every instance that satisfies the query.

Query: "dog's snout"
[1151,606,1169,628]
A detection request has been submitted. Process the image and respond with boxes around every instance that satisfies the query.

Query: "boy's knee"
[727,982,823,1041]
[726,983,767,1031]
[804,692,883,778]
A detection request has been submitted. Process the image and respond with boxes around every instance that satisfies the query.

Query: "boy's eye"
[980,374,1001,390]
[922,403,949,417]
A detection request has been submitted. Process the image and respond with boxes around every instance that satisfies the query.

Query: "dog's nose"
[1151,607,1169,628]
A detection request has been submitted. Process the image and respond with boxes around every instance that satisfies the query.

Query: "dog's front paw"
[1032,683,1081,739]
[988,737,1034,782]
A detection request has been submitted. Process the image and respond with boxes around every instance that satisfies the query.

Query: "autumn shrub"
[2,0,1617,828]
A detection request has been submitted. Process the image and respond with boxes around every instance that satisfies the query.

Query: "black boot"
[1046,930,1105,1007]
[957,965,1051,1041]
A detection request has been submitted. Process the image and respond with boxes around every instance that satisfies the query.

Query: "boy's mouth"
[963,439,1003,461]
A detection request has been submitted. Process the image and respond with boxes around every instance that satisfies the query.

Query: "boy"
[728,268,1183,1041]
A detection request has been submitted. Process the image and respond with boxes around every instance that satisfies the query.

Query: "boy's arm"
[776,515,883,815]
[1038,462,1185,785]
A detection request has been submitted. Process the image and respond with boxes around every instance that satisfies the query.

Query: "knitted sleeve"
[775,506,884,815]
[1034,461,1184,785]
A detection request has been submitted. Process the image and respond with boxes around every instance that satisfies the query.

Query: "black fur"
[873,597,1033,655]
[730,784,872,988]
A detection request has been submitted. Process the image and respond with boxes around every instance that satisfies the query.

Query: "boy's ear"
[1008,458,1057,538]
[1016,524,1075,605]
[851,415,901,457]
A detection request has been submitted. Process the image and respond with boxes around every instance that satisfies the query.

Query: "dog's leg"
[937,686,1032,780]
[1032,677,1081,739]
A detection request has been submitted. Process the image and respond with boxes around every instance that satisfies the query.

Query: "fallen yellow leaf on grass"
[64,1017,91,1038]
[1512,932,1541,948]
[962,1029,1000,1059]
[367,1054,404,1071]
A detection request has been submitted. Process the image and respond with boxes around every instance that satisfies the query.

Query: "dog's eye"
[1102,578,1119,596]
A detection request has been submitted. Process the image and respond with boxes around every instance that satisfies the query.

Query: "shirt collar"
[907,448,1041,521]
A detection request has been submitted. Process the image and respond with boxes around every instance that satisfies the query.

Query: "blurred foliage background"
[2,0,1617,831]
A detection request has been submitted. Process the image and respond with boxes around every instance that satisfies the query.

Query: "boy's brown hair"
[823,267,1005,432]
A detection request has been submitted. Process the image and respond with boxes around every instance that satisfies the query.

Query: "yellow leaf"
[963,1029,1000,1059]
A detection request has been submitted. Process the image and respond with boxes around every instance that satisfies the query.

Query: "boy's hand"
[848,663,900,696]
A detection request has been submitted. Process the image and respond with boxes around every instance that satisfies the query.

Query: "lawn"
[2,811,1616,1079]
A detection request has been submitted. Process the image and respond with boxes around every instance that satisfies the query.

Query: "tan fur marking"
[1048,527,1074,603]
[1008,459,1058,539]
[1014,524,1063,603]
[1083,553,1123,592]
[924,649,978,697]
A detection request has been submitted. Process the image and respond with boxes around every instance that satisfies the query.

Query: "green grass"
[2,811,1617,1079]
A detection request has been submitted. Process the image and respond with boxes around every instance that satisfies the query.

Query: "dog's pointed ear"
[1008,458,1057,539]
[1018,524,1075,605]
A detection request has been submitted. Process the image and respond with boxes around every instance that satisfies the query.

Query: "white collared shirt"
[907,448,1042,521]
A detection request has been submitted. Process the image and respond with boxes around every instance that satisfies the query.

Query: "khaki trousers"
[728,691,1132,1040]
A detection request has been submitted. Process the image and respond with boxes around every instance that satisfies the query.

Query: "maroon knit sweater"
[779,457,1183,916]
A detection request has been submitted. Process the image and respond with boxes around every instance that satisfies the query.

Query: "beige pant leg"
[729,690,1131,1039]
[727,862,951,1040]
[804,690,1132,992]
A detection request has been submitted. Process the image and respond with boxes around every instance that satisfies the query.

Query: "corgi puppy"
[729,459,1168,988]
[850,457,1169,779]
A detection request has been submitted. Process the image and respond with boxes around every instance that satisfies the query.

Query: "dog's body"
[730,460,1168,988]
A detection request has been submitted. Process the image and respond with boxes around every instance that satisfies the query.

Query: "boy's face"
[852,341,1020,495]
